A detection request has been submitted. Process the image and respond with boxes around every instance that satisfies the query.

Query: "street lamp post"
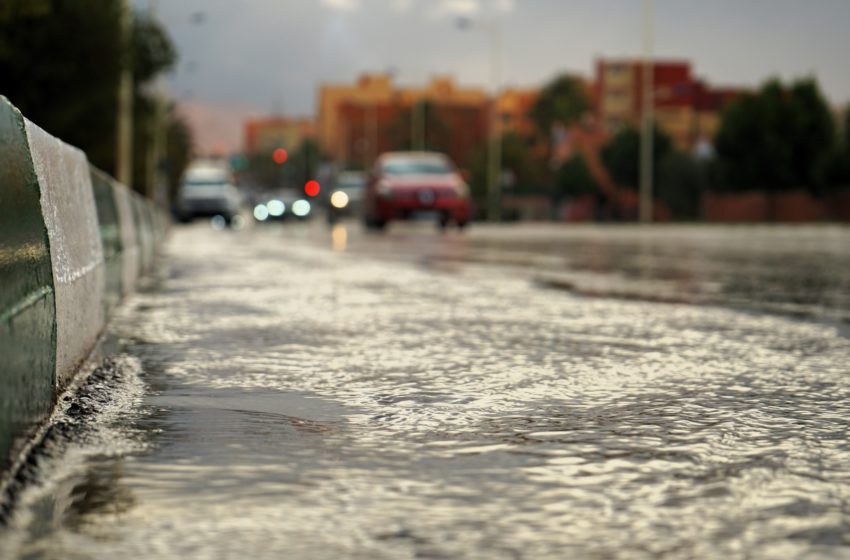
[458,16,502,222]
[368,100,378,167]
[639,0,655,223]
[147,0,168,207]
[412,99,426,151]
[116,0,133,187]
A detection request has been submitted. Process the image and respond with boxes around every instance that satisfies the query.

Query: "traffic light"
[304,180,320,197]
[272,148,288,165]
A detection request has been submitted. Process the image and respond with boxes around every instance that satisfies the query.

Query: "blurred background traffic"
[4,5,850,557]
[1,0,849,226]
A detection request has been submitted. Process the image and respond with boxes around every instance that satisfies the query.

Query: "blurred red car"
[363,152,471,230]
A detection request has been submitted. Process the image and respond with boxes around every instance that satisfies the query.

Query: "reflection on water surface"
[3,224,850,559]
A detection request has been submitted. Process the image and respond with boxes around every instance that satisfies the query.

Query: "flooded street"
[3,222,850,559]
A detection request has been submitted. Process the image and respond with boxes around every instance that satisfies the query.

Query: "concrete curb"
[0,96,166,477]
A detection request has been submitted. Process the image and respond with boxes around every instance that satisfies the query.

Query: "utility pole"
[487,22,502,222]
[412,98,426,151]
[147,0,167,206]
[116,0,134,187]
[368,101,378,168]
[639,0,655,223]
[457,15,502,222]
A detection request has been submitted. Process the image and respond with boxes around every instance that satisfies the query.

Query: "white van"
[175,160,242,223]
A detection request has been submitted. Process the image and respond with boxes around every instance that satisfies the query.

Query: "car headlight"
[330,190,349,209]
[266,199,285,216]
[292,199,311,217]
[253,204,269,221]
[456,182,470,197]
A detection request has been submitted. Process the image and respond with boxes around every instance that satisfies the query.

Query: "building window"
[607,63,627,75]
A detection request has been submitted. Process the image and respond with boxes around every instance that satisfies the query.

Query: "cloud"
[433,0,481,17]
[320,0,359,12]
[427,0,516,20]
[390,0,415,12]
[493,0,516,12]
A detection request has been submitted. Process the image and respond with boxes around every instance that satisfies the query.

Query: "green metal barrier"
[0,97,56,472]
[90,167,123,316]
[131,192,154,275]
[0,96,167,482]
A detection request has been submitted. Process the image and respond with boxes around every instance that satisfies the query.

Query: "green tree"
[132,13,176,84]
[165,108,193,202]
[841,105,850,150]
[283,139,325,189]
[714,78,835,194]
[468,132,544,209]
[600,125,672,189]
[825,106,850,190]
[555,154,598,200]
[127,13,178,193]
[0,1,184,195]
[529,74,590,137]
[788,79,835,191]
[656,152,703,219]
[0,0,124,171]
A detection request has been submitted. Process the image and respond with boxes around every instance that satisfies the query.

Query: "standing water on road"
[3,223,850,559]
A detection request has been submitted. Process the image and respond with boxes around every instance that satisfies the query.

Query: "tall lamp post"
[412,98,426,151]
[147,0,168,207]
[116,0,133,187]
[457,16,502,222]
[639,0,655,223]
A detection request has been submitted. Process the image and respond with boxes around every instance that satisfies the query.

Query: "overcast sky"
[141,0,850,153]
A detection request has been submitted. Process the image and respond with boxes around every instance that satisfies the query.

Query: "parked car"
[175,160,242,224]
[326,171,366,224]
[363,152,471,230]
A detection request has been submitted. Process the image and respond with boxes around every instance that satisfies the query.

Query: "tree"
[600,125,672,189]
[824,106,850,191]
[468,132,545,209]
[165,109,193,203]
[788,79,835,191]
[132,13,176,84]
[841,105,850,150]
[529,74,591,137]
[657,152,703,219]
[283,139,325,189]
[0,0,124,171]
[128,13,178,193]
[555,154,598,200]
[714,78,836,194]
[0,0,185,194]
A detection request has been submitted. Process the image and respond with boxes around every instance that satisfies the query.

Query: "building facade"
[318,74,490,169]
[496,88,539,139]
[595,58,739,150]
[243,117,315,155]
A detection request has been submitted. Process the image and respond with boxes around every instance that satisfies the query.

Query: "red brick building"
[595,59,740,150]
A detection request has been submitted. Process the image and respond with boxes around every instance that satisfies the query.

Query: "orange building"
[317,74,396,162]
[318,74,490,168]
[243,117,315,155]
[496,88,539,139]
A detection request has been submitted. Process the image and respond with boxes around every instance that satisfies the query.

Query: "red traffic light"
[272,148,288,165]
[304,180,320,197]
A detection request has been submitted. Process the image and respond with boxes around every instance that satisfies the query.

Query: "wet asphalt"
[2,219,850,559]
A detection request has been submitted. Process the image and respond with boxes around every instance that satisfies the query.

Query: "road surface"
[3,220,850,559]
